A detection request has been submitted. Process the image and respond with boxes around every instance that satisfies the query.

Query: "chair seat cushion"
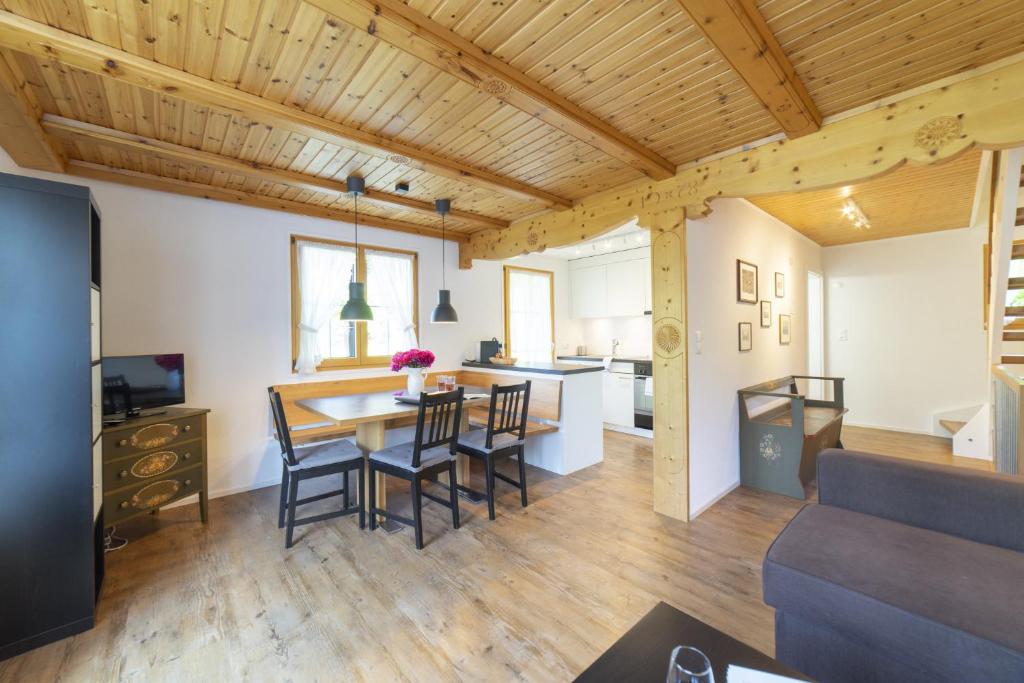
[289,438,363,471]
[457,428,524,454]
[369,442,453,472]
[764,504,1024,680]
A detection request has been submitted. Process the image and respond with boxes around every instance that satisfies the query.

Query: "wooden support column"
[638,207,689,521]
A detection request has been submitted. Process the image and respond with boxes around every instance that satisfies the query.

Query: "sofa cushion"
[764,504,1024,680]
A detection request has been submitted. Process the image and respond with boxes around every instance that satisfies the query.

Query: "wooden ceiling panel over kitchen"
[758,0,1024,116]
[749,147,983,247]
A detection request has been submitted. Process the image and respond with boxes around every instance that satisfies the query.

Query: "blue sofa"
[763,449,1024,682]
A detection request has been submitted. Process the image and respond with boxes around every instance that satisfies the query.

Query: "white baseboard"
[603,423,654,439]
[690,480,740,519]
[159,477,280,511]
[843,421,943,437]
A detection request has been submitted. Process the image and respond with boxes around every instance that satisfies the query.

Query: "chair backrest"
[267,387,298,467]
[484,381,531,449]
[412,387,464,467]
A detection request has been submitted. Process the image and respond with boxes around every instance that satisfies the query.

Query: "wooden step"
[1005,306,1024,317]
[1010,277,1024,290]
[1018,207,1024,227]
[1002,355,1024,364]
[1014,243,1024,259]
[1003,331,1024,341]
[939,418,967,435]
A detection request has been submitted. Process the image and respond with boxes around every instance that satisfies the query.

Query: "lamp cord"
[354,193,359,249]
[441,213,446,289]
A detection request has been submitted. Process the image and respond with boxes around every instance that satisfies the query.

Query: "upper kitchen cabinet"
[570,264,608,318]
[570,250,651,319]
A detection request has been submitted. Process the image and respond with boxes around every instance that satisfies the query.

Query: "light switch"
[695,330,703,354]
[839,329,848,341]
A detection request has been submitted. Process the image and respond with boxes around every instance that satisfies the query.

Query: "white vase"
[406,367,426,396]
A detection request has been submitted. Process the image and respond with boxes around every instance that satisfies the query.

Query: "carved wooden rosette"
[639,207,689,522]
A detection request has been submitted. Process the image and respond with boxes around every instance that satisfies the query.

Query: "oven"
[633,361,653,430]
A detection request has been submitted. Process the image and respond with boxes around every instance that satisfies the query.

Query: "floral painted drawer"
[104,463,203,525]
[102,439,203,492]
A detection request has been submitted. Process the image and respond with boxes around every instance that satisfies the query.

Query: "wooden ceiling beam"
[0,50,63,171]
[0,11,571,209]
[41,115,508,231]
[305,0,676,181]
[675,0,821,138]
[66,160,469,243]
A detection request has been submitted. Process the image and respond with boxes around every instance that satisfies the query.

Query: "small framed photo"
[738,322,753,352]
[760,300,772,328]
[779,314,792,345]
[775,272,785,298]
[737,259,758,304]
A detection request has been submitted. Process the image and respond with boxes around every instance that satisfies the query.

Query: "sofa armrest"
[817,449,1024,553]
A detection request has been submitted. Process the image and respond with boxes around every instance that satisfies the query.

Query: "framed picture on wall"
[775,272,785,298]
[779,314,792,345]
[738,322,753,352]
[760,300,772,327]
[737,259,758,303]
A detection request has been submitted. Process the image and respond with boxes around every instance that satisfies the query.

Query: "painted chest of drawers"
[102,407,210,526]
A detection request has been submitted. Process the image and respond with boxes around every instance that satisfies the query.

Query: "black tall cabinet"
[0,171,104,660]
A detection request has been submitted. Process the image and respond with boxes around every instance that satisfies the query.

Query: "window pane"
[507,269,553,363]
[365,249,416,357]
[312,246,357,361]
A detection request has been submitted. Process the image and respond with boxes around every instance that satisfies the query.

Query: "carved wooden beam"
[0,50,63,171]
[462,59,1024,265]
[42,115,507,231]
[306,0,676,181]
[675,0,820,138]
[0,10,571,209]
[67,160,469,243]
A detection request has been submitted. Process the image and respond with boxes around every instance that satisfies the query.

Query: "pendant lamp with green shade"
[340,176,373,321]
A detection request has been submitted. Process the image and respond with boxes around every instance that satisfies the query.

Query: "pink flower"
[390,348,435,372]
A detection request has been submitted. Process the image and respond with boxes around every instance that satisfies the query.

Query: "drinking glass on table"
[667,646,714,683]
[437,375,456,392]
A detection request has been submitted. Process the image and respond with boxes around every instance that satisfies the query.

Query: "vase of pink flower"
[391,348,436,395]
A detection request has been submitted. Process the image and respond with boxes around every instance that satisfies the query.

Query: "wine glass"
[666,646,714,683]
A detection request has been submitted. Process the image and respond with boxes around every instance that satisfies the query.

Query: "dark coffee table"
[575,602,811,682]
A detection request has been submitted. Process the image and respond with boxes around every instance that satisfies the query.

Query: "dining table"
[297,387,490,532]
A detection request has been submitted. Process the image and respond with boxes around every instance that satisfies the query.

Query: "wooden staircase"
[1003,237,1024,363]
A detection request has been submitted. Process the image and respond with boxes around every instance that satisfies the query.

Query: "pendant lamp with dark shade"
[431,198,459,324]
[340,176,373,321]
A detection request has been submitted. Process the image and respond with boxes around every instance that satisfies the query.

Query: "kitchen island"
[461,361,604,475]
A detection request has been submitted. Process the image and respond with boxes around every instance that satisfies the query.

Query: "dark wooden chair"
[456,381,531,520]
[267,388,365,548]
[367,388,464,549]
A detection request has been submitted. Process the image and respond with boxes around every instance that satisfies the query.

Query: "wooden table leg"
[355,420,400,532]
[453,409,487,504]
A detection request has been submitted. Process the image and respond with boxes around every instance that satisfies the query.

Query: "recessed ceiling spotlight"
[395,182,409,194]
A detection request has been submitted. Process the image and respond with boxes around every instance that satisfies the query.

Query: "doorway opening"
[807,270,824,400]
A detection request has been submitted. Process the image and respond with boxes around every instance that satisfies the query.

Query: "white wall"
[0,149,577,499]
[687,199,823,516]
[823,227,987,434]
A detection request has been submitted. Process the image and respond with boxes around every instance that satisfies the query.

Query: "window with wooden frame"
[291,235,419,371]
[503,265,555,363]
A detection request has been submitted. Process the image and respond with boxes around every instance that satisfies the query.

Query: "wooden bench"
[272,370,561,445]
[738,375,847,499]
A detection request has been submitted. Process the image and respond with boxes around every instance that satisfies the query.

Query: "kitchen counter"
[461,360,605,375]
[556,355,652,364]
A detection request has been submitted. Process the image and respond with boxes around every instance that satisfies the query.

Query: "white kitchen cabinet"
[602,371,635,426]
[570,265,608,318]
[606,258,647,317]
[642,256,652,313]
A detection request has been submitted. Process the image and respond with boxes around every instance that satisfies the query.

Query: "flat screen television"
[102,354,185,417]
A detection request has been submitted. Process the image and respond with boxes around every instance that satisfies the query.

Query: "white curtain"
[507,269,553,363]
[366,249,417,354]
[295,240,353,374]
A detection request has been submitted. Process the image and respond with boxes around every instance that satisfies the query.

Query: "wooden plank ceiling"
[750,147,983,247]
[0,0,1020,238]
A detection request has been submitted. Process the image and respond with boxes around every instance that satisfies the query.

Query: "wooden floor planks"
[0,425,979,681]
